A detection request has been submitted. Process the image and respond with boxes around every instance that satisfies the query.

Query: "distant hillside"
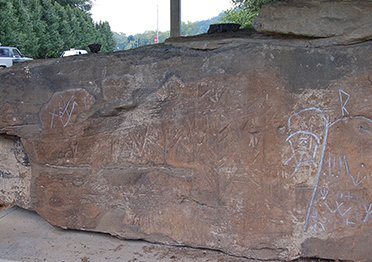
[181,12,225,36]
[114,12,225,51]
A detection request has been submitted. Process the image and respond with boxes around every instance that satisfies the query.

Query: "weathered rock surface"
[0,33,371,261]
[254,0,372,45]
[0,135,31,208]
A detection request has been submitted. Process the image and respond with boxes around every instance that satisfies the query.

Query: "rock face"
[254,0,372,45]
[0,135,31,209]
[0,33,371,261]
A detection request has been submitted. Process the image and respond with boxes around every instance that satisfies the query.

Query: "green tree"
[0,0,131,57]
[65,4,80,48]
[14,0,37,55]
[181,21,199,36]
[0,1,20,47]
[95,21,115,52]
[181,13,224,36]
[55,0,92,12]
[39,0,64,58]
[114,30,171,51]
[74,8,95,47]
[113,32,128,50]
[113,13,228,51]
[55,3,74,51]
[23,0,46,57]
[223,0,274,28]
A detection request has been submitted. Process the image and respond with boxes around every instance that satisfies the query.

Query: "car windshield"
[12,48,22,57]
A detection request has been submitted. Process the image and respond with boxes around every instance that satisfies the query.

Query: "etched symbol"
[363,204,372,224]
[284,107,329,231]
[284,90,372,231]
[320,187,329,200]
[249,133,258,148]
[325,201,343,214]
[344,156,366,187]
[339,89,350,117]
[309,209,325,233]
[49,96,78,128]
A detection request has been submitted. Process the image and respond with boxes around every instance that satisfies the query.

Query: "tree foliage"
[181,13,225,36]
[113,13,225,51]
[223,0,275,28]
[0,0,115,58]
[114,31,170,51]
[55,0,92,12]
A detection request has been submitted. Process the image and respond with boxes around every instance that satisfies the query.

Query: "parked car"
[60,48,88,57]
[0,46,33,68]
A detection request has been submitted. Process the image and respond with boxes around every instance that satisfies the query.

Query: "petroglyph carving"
[363,204,372,224]
[284,89,371,231]
[39,89,95,132]
[344,156,366,187]
[249,133,259,148]
[327,155,342,178]
[309,209,325,233]
[320,187,328,200]
[339,90,350,117]
[49,95,78,128]
[325,200,344,214]
[285,107,329,230]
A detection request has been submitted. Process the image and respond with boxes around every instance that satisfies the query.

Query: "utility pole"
[155,4,159,43]
[170,0,181,38]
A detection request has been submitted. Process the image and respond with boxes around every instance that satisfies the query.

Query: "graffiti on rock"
[49,95,78,128]
[284,89,371,232]
[339,89,350,117]
[363,204,372,224]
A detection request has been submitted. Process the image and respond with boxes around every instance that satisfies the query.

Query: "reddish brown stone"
[254,0,372,45]
[0,33,371,260]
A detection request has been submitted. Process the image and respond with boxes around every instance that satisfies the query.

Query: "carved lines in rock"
[363,204,372,224]
[339,89,350,117]
[285,107,330,231]
[49,95,78,128]
[284,89,371,232]
[343,156,366,187]
[326,155,367,187]
[249,132,259,148]
[309,209,325,233]
[319,161,369,228]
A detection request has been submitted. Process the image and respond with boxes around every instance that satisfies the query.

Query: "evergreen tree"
[55,0,92,12]
[80,10,98,48]
[55,3,74,51]
[0,1,20,47]
[23,0,46,57]
[95,21,115,52]
[40,0,64,58]
[0,0,120,58]
[11,0,31,51]
[65,4,80,48]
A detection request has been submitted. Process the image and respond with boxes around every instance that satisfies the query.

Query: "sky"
[91,0,233,35]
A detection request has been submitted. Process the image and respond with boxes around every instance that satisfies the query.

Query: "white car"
[0,46,33,68]
[60,48,88,57]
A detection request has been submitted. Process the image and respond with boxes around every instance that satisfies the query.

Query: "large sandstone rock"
[254,0,372,45]
[0,33,371,260]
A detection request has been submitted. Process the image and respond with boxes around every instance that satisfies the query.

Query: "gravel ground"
[0,207,251,262]
[0,207,332,262]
